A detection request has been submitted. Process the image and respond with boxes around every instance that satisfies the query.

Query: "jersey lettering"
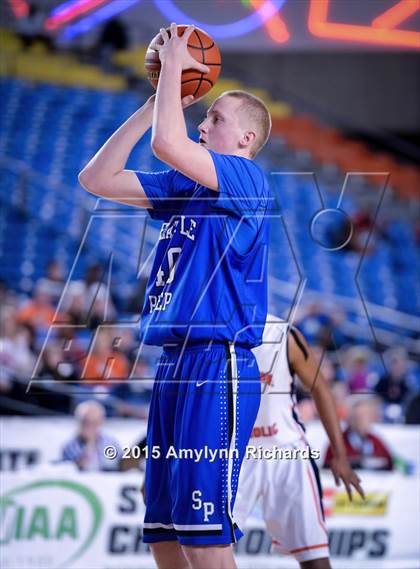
[155,247,182,287]
[149,292,172,313]
[159,216,197,242]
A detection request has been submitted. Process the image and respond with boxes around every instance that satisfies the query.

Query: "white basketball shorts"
[234,439,329,563]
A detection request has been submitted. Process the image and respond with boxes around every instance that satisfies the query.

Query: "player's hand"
[181,94,198,108]
[330,455,365,502]
[151,22,209,74]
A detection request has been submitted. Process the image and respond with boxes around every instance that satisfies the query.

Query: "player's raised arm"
[150,24,219,190]
[78,96,156,208]
[288,327,365,502]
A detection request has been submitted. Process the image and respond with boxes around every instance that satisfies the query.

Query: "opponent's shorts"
[234,439,330,563]
[143,342,261,546]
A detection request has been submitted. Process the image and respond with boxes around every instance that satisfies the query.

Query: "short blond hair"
[220,90,272,158]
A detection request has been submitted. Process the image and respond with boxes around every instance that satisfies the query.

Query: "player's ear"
[239,130,256,151]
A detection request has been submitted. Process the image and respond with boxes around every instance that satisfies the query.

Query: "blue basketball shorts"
[142,342,261,546]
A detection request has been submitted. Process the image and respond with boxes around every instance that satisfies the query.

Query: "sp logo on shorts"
[192,490,214,522]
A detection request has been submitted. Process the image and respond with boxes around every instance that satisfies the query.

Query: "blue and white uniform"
[136,151,271,546]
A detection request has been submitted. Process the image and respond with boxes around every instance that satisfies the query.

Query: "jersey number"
[155,247,182,287]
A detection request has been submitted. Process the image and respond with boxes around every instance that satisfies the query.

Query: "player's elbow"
[78,167,103,195]
[151,135,175,162]
[78,167,93,191]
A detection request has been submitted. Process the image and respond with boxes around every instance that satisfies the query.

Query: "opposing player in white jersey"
[234,315,364,569]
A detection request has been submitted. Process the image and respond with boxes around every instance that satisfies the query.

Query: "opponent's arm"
[288,327,365,501]
[151,23,218,190]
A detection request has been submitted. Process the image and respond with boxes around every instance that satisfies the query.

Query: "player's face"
[198,96,247,156]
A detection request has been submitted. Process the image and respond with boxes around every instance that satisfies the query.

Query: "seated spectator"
[405,393,420,425]
[0,306,36,384]
[0,280,17,311]
[348,210,376,253]
[61,400,121,471]
[296,301,347,350]
[39,346,80,383]
[16,282,56,330]
[60,264,116,329]
[62,281,86,325]
[324,395,393,471]
[341,346,374,393]
[81,328,129,384]
[331,381,350,422]
[36,260,65,305]
[374,348,413,420]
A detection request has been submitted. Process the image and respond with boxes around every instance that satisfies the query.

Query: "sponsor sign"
[1,470,419,568]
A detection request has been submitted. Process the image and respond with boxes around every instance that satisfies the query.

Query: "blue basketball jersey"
[136,150,271,348]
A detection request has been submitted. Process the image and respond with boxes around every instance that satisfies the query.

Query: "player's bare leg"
[149,541,190,569]
[300,557,331,569]
[182,544,237,569]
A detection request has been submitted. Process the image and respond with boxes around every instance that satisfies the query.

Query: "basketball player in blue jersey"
[234,315,364,569]
[79,23,272,569]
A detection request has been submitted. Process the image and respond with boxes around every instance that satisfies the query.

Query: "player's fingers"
[183,25,196,42]
[170,22,178,38]
[352,477,365,500]
[192,61,210,74]
[181,95,195,108]
[160,27,169,42]
[149,32,163,50]
[332,470,340,486]
[344,480,353,502]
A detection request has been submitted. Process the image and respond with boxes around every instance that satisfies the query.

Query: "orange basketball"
[145,25,221,99]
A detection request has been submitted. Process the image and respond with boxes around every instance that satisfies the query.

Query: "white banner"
[1,468,419,569]
[1,418,419,473]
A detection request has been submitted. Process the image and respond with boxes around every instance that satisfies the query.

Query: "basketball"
[145,25,221,98]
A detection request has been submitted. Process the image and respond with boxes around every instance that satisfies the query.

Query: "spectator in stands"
[61,400,122,471]
[296,301,347,350]
[295,347,339,423]
[0,280,13,308]
[39,346,80,383]
[81,327,129,384]
[341,345,374,393]
[0,306,36,385]
[59,263,116,328]
[63,281,86,326]
[343,209,383,254]
[83,263,116,328]
[17,281,56,330]
[405,393,420,425]
[36,260,65,306]
[324,395,393,471]
[331,381,350,422]
[375,347,413,404]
